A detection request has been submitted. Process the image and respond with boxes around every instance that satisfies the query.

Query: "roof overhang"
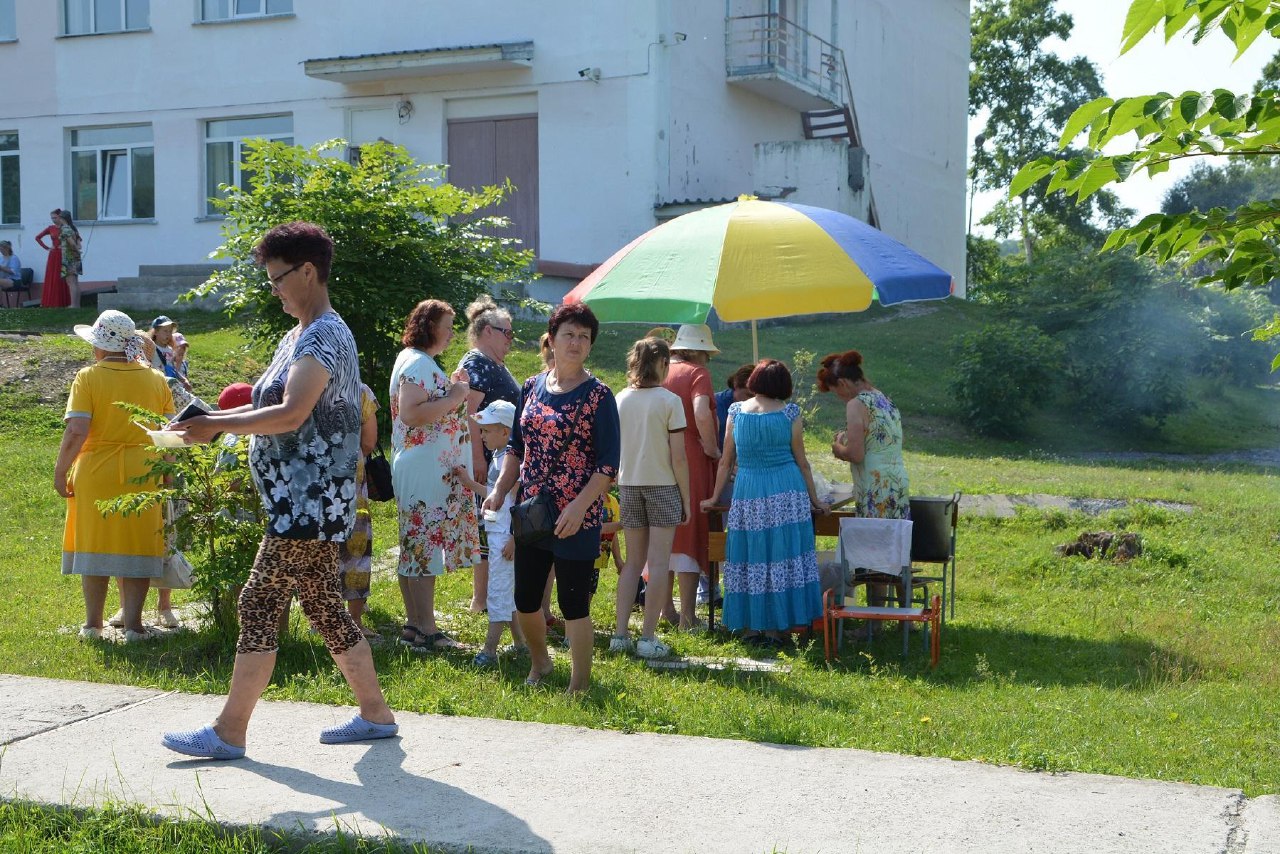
[304,41,533,83]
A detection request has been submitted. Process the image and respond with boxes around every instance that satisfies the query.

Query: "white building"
[0,0,970,304]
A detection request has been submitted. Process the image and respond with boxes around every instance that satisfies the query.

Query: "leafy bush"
[99,405,264,636]
[193,139,534,421]
[950,320,1061,436]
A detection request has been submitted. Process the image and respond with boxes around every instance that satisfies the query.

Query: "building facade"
[0,0,970,300]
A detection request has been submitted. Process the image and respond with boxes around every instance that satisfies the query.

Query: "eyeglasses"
[266,262,304,289]
[489,325,515,340]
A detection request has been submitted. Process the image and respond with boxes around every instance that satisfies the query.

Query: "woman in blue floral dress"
[702,359,826,646]
[819,349,909,519]
[390,299,478,650]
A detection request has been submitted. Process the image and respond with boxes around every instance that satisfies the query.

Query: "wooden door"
[447,116,539,256]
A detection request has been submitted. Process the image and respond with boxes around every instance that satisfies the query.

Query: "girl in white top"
[611,337,690,658]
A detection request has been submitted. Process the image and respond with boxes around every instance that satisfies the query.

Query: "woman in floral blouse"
[484,303,620,693]
[390,299,478,650]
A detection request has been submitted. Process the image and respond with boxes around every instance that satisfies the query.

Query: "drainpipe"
[654,0,673,207]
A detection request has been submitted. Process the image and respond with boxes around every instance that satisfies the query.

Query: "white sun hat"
[473,399,516,428]
[670,323,720,355]
[74,310,139,353]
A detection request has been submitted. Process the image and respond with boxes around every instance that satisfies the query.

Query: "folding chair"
[824,516,941,666]
[907,492,961,622]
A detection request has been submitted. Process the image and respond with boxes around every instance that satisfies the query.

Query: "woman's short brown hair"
[726,364,755,390]
[253,221,334,284]
[547,303,599,343]
[816,350,865,392]
[402,299,455,350]
[626,337,671,387]
[746,358,793,400]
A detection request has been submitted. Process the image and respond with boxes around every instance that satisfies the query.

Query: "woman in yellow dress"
[55,310,175,641]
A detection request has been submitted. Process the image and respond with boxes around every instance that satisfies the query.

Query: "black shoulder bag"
[365,440,394,502]
[510,377,584,547]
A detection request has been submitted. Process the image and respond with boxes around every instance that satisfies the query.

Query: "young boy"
[455,400,524,666]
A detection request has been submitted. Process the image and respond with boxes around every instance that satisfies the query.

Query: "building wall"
[0,0,968,295]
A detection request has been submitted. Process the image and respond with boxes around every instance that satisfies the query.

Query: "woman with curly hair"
[391,299,477,650]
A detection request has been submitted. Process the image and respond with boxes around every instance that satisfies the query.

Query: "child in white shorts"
[456,400,524,666]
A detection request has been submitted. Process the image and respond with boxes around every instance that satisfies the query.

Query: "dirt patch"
[0,335,87,405]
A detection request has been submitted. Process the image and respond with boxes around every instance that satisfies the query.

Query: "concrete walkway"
[1,674,1275,854]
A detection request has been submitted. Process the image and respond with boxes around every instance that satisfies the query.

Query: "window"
[63,0,149,35]
[204,115,292,214]
[0,133,18,225]
[70,125,154,221]
[200,0,292,21]
[0,0,16,40]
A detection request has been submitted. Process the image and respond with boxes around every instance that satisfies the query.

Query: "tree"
[1011,1,1280,367]
[970,0,1129,259]
[1161,158,1280,215]
[193,139,534,408]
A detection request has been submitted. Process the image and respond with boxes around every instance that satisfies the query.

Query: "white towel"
[839,517,913,575]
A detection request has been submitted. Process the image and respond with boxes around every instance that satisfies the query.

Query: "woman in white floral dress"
[390,299,478,649]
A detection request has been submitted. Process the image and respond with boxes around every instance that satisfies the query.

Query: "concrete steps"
[97,263,230,313]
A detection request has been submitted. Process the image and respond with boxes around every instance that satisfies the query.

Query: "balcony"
[725,14,844,111]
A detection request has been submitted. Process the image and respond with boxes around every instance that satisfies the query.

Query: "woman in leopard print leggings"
[160,222,397,760]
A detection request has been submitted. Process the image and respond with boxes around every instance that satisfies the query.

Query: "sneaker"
[635,637,671,659]
[473,651,499,667]
[78,625,103,641]
[608,634,634,653]
[108,609,125,628]
[156,609,180,629]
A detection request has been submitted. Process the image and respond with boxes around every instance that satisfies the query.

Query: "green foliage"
[788,348,823,426]
[969,0,1129,256]
[98,405,265,636]
[193,138,535,410]
[965,234,1004,300]
[950,320,1061,436]
[1011,1,1280,369]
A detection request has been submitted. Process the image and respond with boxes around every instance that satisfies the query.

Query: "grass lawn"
[0,303,1277,797]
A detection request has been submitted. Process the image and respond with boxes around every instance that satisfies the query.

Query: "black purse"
[364,442,394,502]
[510,377,582,547]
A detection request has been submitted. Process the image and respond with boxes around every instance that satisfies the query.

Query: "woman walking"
[391,299,476,650]
[161,221,396,759]
[483,304,620,693]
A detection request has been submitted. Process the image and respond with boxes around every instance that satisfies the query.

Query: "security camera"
[577,67,590,77]
[673,32,687,42]
[577,67,601,81]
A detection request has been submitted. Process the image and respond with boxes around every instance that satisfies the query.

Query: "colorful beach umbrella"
[564,196,954,358]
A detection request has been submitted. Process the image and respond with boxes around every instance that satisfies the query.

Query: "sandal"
[419,631,464,650]
[161,725,245,760]
[359,627,381,641]
[399,624,424,647]
[319,714,399,745]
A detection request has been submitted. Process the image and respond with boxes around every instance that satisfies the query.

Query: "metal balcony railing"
[725,13,844,107]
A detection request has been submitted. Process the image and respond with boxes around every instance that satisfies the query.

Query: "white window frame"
[62,0,149,36]
[198,0,292,22]
[203,114,292,215]
[70,125,154,222]
[0,132,18,226]
[0,0,17,41]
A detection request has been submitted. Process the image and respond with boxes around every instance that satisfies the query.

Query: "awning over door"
[304,41,534,83]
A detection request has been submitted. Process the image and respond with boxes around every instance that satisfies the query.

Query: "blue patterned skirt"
[721,463,822,632]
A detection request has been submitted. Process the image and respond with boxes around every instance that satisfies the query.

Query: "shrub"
[99,405,265,636]
[950,321,1061,436]
[193,138,534,423]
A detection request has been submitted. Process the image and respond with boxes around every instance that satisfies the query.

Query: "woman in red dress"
[36,209,69,307]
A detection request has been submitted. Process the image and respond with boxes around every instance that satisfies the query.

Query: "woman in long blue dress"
[702,359,826,646]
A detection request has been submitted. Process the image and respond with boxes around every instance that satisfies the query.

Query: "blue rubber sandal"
[319,714,399,745]
[161,725,246,760]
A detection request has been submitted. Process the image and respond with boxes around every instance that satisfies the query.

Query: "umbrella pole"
[751,320,759,362]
